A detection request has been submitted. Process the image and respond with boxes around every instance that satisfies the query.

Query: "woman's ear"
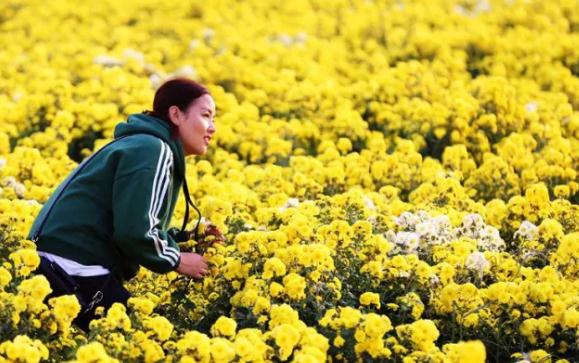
[168,105,183,126]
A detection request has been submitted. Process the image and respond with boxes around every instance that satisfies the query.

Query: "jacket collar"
[114,113,186,178]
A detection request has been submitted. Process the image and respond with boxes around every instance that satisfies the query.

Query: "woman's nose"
[208,121,216,133]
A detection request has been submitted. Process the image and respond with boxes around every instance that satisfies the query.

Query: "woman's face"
[169,94,216,156]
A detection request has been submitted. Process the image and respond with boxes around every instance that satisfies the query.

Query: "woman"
[28,78,221,331]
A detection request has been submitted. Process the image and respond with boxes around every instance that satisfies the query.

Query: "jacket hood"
[114,113,186,178]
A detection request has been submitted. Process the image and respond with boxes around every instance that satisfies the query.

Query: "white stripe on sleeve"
[146,141,179,264]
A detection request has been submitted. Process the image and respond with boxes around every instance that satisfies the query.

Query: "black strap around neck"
[177,177,202,242]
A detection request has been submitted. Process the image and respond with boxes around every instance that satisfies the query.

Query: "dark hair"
[144,78,210,139]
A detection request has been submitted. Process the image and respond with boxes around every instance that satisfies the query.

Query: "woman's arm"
[111,138,181,273]
[112,166,182,273]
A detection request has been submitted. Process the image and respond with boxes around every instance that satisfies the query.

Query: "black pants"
[36,257,131,332]
[71,273,131,331]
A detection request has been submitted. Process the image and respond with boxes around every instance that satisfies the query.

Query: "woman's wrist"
[172,254,182,272]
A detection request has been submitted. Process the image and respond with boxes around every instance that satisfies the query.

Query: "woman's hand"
[175,252,208,278]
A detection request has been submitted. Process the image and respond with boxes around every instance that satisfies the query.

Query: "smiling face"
[168,94,216,156]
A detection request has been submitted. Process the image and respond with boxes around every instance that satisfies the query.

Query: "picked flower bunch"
[179,219,228,255]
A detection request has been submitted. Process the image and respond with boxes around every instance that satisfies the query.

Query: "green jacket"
[28,113,187,280]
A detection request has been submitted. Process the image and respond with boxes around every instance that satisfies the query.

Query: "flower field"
[0,0,578,361]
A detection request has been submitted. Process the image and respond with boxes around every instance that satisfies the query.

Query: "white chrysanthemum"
[363,196,376,211]
[13,182,25,198]
[395,231,420,254]
[12,92,23,102]
[122,48,145,64]
[465,252,490,273]
[454,214,506,251]
[515,352,532,363]
[2,176,15,186]
[171,65,198,80]
[429,274,440,286]
[415,221,436,237]
[188,39,200,50]
[93,55,123,67]
[416,210,429,220]
[276,34,293,46]
[462,214,485,230]
[477,226,506,251]
[395,211,422,229]
[414,214,453,246]
[520,250,538,262]
[431,215,451,228]
[278,198,300,212]
[454,0,491,16]
[384,230,396,243]
[294,32,308,44]
[525,102,538,113]
[514,220,538,241]
[2,176,26,198]
[287,198,300,207]
[202,27,215,41]
[149,74,163,88]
